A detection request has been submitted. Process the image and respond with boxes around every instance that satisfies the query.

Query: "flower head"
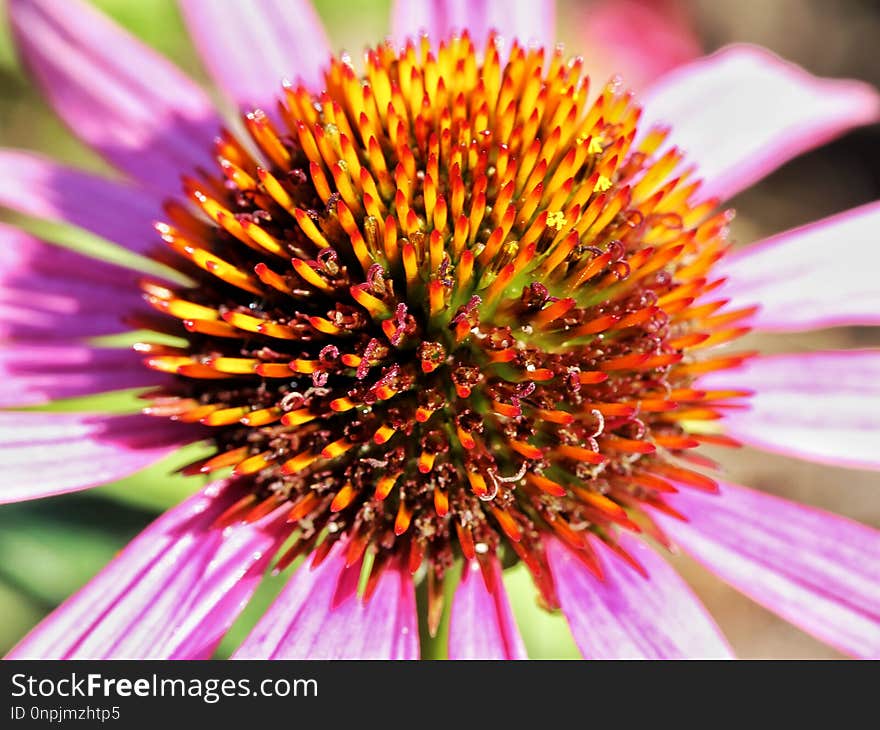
[139,34,748,627]
[2,0,879,660]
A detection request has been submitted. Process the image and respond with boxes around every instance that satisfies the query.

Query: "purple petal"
[0,343,160,407]
[234,542,419,659]
[574,0,701,91]
[700,350,880,470]
[0,149,164,256]
[0,412,199,503]
[546,535,732,659]
[653,482,880,659]
[7,480,286,659]
[448,558,527,659]
[0,225,146,339]
[391,0,555,49]
[641,45,880,201]
[717,201,880,331]
[9,0,220,191]
[179,0,331,112]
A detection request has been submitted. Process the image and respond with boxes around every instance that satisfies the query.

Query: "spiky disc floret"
[140,32,752,617]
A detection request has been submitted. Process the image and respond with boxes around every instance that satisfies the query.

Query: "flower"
[1,0,879,660]
[572,0,703,91]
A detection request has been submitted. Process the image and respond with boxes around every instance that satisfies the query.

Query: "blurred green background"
[0,0,877,659]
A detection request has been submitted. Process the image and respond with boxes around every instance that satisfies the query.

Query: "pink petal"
[0,343,161,407]
[0,225,146,339]
[7,480,286,659]
[448,558,527,659]
[179,0,331,112]
[700,350,880,470]
[574,0,701,91]
[391,0,555,49]
[9,0,219,191]
[716,201,880,331]
[641,45,880,201]
[652,482,880,658]
[0,149,163,255]
[546,535,732,659]
[234,541,419,659]
[0,412,199,503]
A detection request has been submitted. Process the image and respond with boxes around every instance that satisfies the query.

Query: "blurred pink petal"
[546,535,732,659]
[700,350,880,470]
[448,558,526,659]
[575,0,701,91]
[8,0,219,191]
[717,201,880,331]
[235,541,418,659]
[391,0,554,49]
[0,412,198,503]
[0,225,147,339]
[0,149,163,255]
[654,483,880,658]
[7,480,285,659]
[0,344,161,407]
[179,0,331,112]
[641,45,880,201]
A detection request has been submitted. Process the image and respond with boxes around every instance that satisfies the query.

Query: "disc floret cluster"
[140,32,751,623]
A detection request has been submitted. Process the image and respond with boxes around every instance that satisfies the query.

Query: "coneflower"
[1,0,878,660]
[140,32,749,628]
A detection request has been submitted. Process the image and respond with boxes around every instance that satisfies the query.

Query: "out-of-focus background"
[0,0,877,659]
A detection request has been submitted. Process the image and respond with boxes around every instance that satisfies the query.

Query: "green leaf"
[91,442,212,513]
[0,496,154,607]
[0,583,46,656]
[504,563,581,659]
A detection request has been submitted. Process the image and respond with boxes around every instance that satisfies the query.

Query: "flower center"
[139,32,751,621]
